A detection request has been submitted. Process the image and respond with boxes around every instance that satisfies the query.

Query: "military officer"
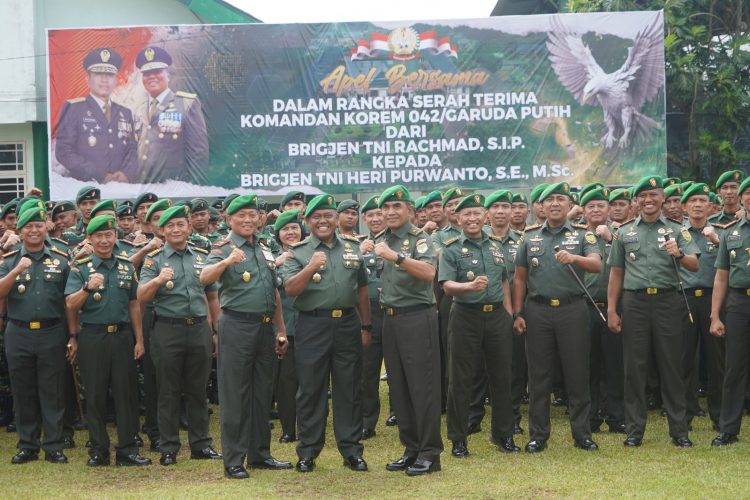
[0,207,72,464]
[608,188,633,227]
[128,192,159,242]
[513,182,602,453]
[200,194,289,480]
[710,176,750,446]
[431,187,462,250]
[510,193,529,232]
[62,186,100,247]
[134,46,208,184]
[64,215,151,466]
[422,190,445,234]
[51,202,77,239]
[190,198,220,243]
[116,204,136,238]
[138,205,222,465]
[440,194,519,458]
[413,196,429,227]
[662,184,684,221]
[607,175,700,448]
[710,170,745,224]
[281,191,306,213]
[337,199,361,238]
[529,183,549,224]
[375,185,443,476]
[54,48,137,183]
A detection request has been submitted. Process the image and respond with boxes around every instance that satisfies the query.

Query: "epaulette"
[74,256,91,265]
[176,91,196,99]
[488,234,502,241]
[524,224,541,232]
[66,97,85,104]
[572,223,589,230]
[714,219,739,230]
[291,237,309,248]
[373,229,387,239]
[340,233,360,243]
[118,239,143,248]
[2,249,19,259]
[619,218,635,226]
[409,226,425,236]
[444,236,460,246]
[51,237,69,246]
[192,246,209,254]
[51,247,68,257]
[212,240,231,248]
[147,248,163,257]
[357,234,367,241]
[666,217,683,225]
[116,255,132,263]
[511,228,523,236]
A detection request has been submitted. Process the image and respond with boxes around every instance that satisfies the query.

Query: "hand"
[66,338,78,364]
[275,251,293,267]
[611,221,621,230]
[2,232,20,250]
[308,251,327,270]
[146,237,164,252]
[567,205,584,220]
[87,273,104,290]
[608,310,622,334]
[361,330,372,349]
[703,226,719,245]
[75,241,94,259]
[267,209,282,222]
[374,242,398,261]
[709,318,725,338]
[513,316,526,335]
[595,225,611,242]
[225,247,245,265]
[360,239,375,254]
[554,249,577,265]
[46,219,55,232]
[103,171,128,183]
[134,341,145,360]
[469,275,489,292]
[737,209,746,221]
[26,187,43,198]
[275,335,289,358]
[211,333,218,357]
[662,238,680,257]
[132,233,148,246]
[15,256,32,274]
[421,221,438,233]
[158,266,175,285]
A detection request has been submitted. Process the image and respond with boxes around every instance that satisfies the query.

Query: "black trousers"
[383,307,443,461]
[588,303,624,426]
[272,336,297,437]
[719,290,750,435]
[5,323,67,453]
[361,301,385,430]
[622,290,688,440]
[140,307,158,442]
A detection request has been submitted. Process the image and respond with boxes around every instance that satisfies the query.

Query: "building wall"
[0,0,37,124]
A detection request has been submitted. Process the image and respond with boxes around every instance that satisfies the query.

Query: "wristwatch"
[361,324,373,332]
[512,312,524,320]
[676,250,685,260]
[395,253,406,265]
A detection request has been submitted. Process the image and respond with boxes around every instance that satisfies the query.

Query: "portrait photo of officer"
[133,46,209,185]
[54,48,137,184]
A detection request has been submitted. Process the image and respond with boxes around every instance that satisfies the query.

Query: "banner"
[47,11,666,200]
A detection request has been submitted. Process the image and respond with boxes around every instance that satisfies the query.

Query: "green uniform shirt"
[438,231,508,304]
[680,223,718,288]
[282,233,367,311]
[114,239,143,259]
[609,215,700,290]
[0,245,70,320]
[715,218,750,287]
[206,231,278,314]
[362,233,382,302]
[709,209,740,225]
[584,226,612,301]
[375,222,436,307]
[516,221,600,299]
[274,248,298,337]
[487,226,522,284]
[140,243,216,318]
[65,254,137,324]
[188,233,212,252]
[431,224,461,250]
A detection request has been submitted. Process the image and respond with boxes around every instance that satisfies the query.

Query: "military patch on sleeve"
[681,229,691,241]
[143,258,154,269]
[416,238,429,253]
[585,232,596,244]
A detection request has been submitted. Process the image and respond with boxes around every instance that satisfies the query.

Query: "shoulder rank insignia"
[291,237,309,248]
[409,226,425,237]
[67,97,86,104]
[147,248,163,257]
[572,223,589,230]
[51,247,69,258]
[373,229,387,240]
[74,256,91,265]
[488,234,502,242]
[340,234,360,243]
[524,224,541,233]
[212,240,231,248]
[443,236,460,246]
[176,91,197,99]
[2,249,19,259]
[116,254,132,263]
[714,219,739,230]
[193,246,209,254]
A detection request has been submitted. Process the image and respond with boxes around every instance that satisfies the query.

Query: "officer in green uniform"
[608,188,633,226]
[116,204,136,239]
[51,201,77,240]
[662,184,684,221]
[512,182,602,453]
[64,215,151,466]
[529,183,549,224]
[375,185,443,476]
[126,192,158,242]
[189,198,221,243]
[710,176,750,446]
[422,190,445,235]
[62,186,100,247]
[510,192,529,232]
[337,199,362,239]
[607,175,700,448]
[709,170,745,224]
[440,194,519,458]
[0,207,71,464]
[282,194,371,473]
[138,205,222,465]
[200,194,289,480]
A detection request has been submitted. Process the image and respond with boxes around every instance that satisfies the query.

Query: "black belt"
[684,287,712,297]
[8,318,62,331]
[381,304,433,316]
[529,296,581,307]
[155,316,206,326]
[729,288,750,297]
[82,322,128,333]
[626,288,676,295]
[299,308,355,318]
[221,309,273,323]
[454,302,503,313]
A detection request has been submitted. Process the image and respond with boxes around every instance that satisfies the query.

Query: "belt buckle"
[746,289,750,296]
[482,304,494,313]
[332,309,343,318]
[185,317,195,326]
[262,315,272,324]
[29,321,41,330]
[386,307,395,316]
[550,299,560,307]
[694,289,703,297]
[646,287,658,295]
[106,324,118,333]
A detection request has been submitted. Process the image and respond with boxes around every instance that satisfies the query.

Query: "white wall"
[0,0,38,123]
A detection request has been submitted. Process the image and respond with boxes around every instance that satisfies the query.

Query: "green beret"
[680,181,694,192]
[274,209,301,232]
[580,187,611,206]
[304,194,337,217]
[441,187,464,208]
[579,182,605,199]
[423,190,443,206]
[361,195,380,213]
[18,198,45,216]
[529,183,550,204]
[738,176,750,196]
[227,194,259,215]
[209,207,220,221]
[663,184,682,200]
[662,177,681,188]
[709,192,719,204]
[85,214,117,235]
[158,205,191,227]
[455,194,485,211]
[1,201,18,219]
[337,199,360,213]
[16,207,46,230]
[116,204,134,218]
[538,182,572,203]
[608,188,631,202]
[281,191,305,207]
[76,186,100,204]
[414,196,427,210]
[716,170,745,189]
[511,193,528,204]
[484,190,513,208]
[378,185,414,207]
[90,199,118,218]
[145,199,172,222]
[680,182,711,203]
[191,198,209,213]
[632,175,664,196]
[52,201,76,218]
[133,192,158,211]
[222,194,240,211]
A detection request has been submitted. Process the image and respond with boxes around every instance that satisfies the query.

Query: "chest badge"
[531,257,539,268]
[312,273,322,283]
[466,271,475,281]
[17,284,25,294]
[242,271,252,282]
[93,292,102,301]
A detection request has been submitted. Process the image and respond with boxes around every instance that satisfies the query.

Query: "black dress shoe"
[62,436,76,449]
[361,428,376,440]
[525,440,547,453]
[551,396,567,407]
[405,458,441,476]
[87,453,110,467]
[521,394,529,404]
[623,436,642,447]
[115,453,152,466]
[494,437,521,453]
[296,457,314,472]
[672,436,693,448]
[451,440,469,458]
[150,439,160,453]
[574,438,598,451]
[608,422,627,434]
[11,449,38,464]
[279,433,297,443]
[249,457,292,470]
[711,433,738,446]
[694,409,706,418]
[134,434,144,447]
[6,422,16,433]
[514,423,524,435]
[190,446,223,460]
[344,456,368,471]
[385,455,416,471]
[385,414,398,427]
[45,450,68,464]
[225,465,249,479]
[467,423,482,435]
[179,415,189,430]
[160,452,177,466]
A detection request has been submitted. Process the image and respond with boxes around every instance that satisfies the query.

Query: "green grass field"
[3,387,749,498]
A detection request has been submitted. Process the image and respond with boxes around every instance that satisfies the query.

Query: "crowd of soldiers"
[1,169,750,479]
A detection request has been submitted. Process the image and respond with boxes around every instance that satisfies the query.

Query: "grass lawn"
[2,385,748,498]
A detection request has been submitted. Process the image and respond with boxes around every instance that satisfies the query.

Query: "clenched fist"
[309,251,327,270]
[225,247,246,265]
[158,266,175,284]
[15,256,32,274]
[87,273,105,290]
